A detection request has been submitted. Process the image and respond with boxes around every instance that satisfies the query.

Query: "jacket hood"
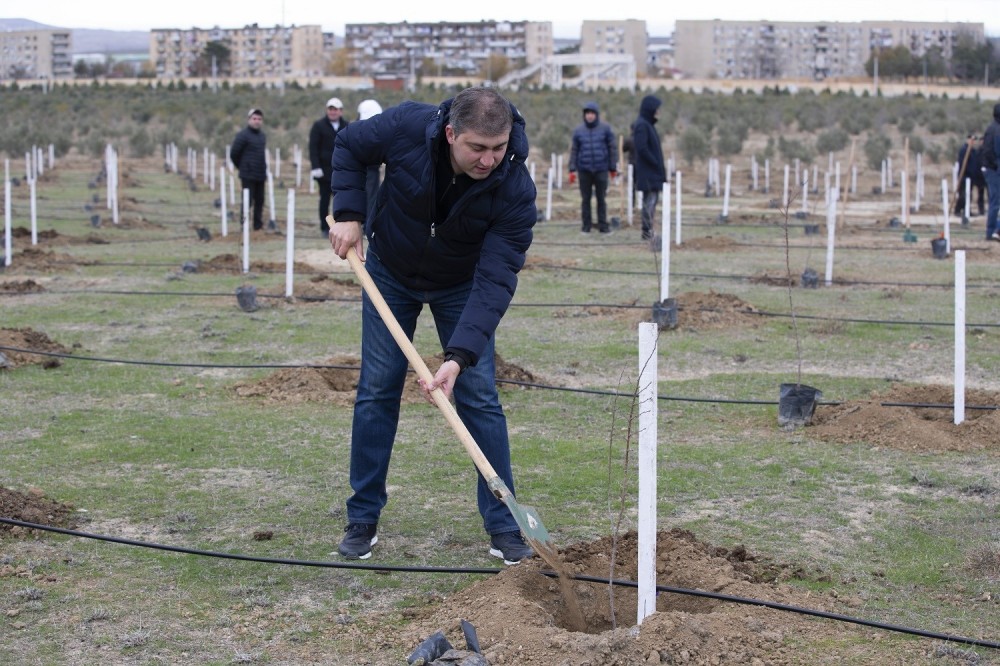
[583,101,600,114]
[994,103,1000,122]
[583,101,600,126]
[640,95,662,122]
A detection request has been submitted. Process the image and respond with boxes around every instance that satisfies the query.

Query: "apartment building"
[0,28,72,80]
[674,19,985,80]
[150,24,324,79]
[580,20,649,76]
[343,20,553,77]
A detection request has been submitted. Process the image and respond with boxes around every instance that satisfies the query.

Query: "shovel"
[344,249,555,558]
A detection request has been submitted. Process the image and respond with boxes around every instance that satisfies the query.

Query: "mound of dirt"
[233,354,537,404]
[0,279,45,293]
[523,254,581,270]
[9,228,110,247]
[375,529,928,665]
[675,290,760,330]
[554,291,759,331]
[191,253,322,275]
[0,247,93,272]
[679,235,742,251]
[0,487,78,536]
[284,274,361,302]
[0,327,71,369]
[748,271,797,287]
[810,384,1000,452]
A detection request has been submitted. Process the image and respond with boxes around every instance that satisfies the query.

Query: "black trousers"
[318,176,333,231]
[240,179,265,230]
[954,178,986,217]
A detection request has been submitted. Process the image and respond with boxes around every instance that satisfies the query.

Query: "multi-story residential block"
[675,19,985,80]
[0,28,72,80]
[343,20,552,78]
[580,20,649,76]
[150,24,324,79]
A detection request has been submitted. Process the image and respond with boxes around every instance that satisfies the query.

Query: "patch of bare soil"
[10,227,111,246]
[675,291,760,330]
[523,254,581,270]
[232,354,537,404]
[810,384,1000,452]
[279,274,361,302]
[553,291,759,332]
[748,271,797,287]
[192,253,322,275]
[0,247,95,272]
[0,487,78,536]
[0,327,71,369]
[370,529,929,665]
[0,279,45,293]
[678,236,742,252]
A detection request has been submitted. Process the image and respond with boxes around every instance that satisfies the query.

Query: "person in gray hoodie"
[569,101,617,234]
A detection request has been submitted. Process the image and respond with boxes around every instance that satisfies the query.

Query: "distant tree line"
[865,36,999,84]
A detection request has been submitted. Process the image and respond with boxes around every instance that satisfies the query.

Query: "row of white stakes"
[635,247,968,623]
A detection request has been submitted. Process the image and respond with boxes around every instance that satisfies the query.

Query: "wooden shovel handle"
[345,250,501,485]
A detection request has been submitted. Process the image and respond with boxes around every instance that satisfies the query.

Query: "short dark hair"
[448,87,513,138]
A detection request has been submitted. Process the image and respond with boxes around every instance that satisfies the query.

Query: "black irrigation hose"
[0,517,997,651]
[528,263,1000,290]
[3,345,998,411]
[6,285,999,330]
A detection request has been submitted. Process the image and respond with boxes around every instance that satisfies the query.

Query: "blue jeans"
[985,168,1000,239]
[346,250,519,536]
[578,169,609,232]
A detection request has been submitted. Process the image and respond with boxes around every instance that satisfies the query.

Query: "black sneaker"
[489,531,534,565]
[338,523,377,560]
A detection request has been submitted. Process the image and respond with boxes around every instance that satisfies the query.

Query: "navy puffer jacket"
[569,101,616,173]
[230,126,267,181]
[332,98,537,362]
[632,95,666,191]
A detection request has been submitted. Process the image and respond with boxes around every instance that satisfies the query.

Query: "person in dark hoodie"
[230,108,267,230]
[309,97,348,237]
[981,103,1000,241]
[954,134,985,218]
[569,101,617,234]
[327,87,537,566]
[632,95,667,241]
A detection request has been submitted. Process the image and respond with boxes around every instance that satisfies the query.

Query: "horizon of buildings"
[0,18,991,85]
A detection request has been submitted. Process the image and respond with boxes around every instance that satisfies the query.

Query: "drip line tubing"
[0,517,996,651]
[2,345,997,411]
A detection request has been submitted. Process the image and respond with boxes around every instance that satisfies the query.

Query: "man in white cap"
[309,97,348,237]
[356,99,383,216]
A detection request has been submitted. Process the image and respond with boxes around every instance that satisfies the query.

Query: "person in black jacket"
[982,103,1000,241]
[569,101,617,234]
[328,87,537,565]
[230,108,267,230]
[954,134,985,218]
[309,97,348,237]
[632,95,667,241]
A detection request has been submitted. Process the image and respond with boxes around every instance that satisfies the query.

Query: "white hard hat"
[326,97,344,109]
[358,99,383,120]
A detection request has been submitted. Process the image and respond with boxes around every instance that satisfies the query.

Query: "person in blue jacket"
[632,95,667,241]
[569,101,617,234]
[327,87,537,565]
[981,103,1000,241]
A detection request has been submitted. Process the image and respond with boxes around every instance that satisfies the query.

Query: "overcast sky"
[13,0,1000,38]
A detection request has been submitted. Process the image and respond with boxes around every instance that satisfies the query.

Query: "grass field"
[1,147,999,665]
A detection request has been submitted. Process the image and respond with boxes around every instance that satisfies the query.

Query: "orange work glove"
[610,170,618,179]
[569,172,576,184]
